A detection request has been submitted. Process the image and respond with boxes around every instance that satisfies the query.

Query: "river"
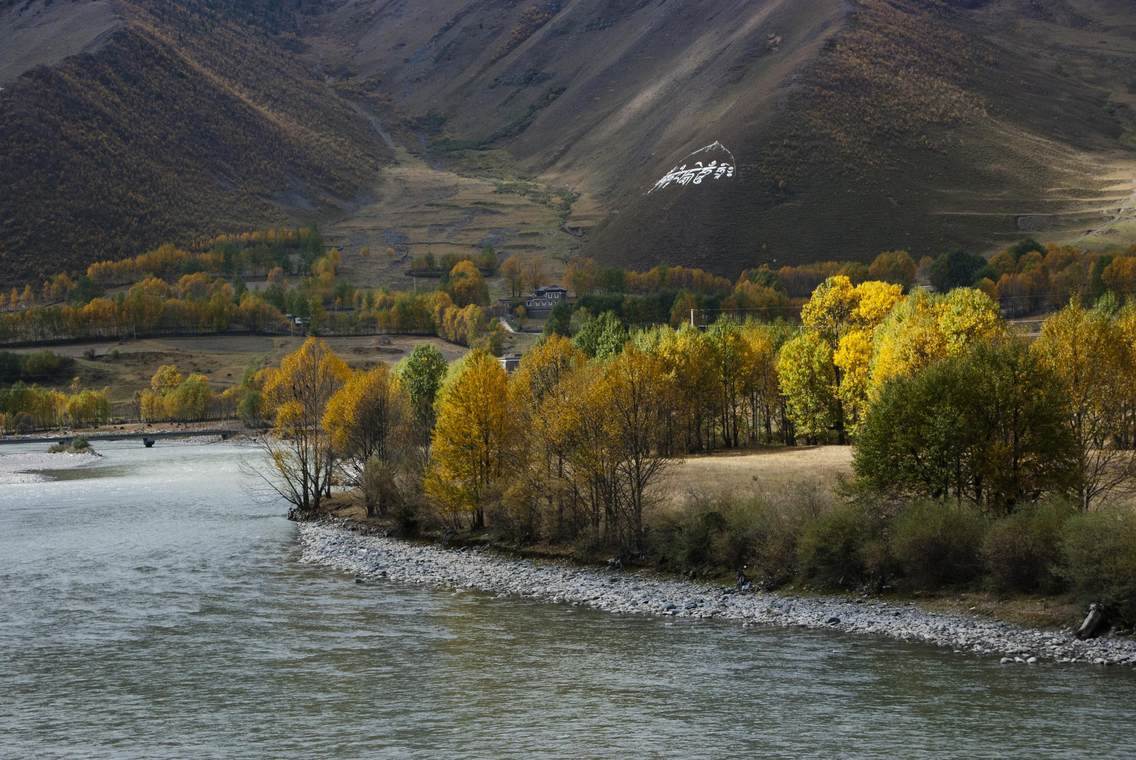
[1,441,1134,758]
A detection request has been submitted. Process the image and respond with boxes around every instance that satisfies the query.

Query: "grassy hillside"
[0,0,389,285]
[1,0,1135,284]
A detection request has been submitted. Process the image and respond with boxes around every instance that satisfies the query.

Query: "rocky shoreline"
[297,520,1136,667]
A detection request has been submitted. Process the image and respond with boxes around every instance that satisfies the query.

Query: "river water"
[2,441,1135,758]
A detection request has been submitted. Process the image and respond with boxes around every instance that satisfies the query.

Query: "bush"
[646,496,810,586]
[361,457,402,518]
[13,412,34,434]
[1062,508,1136,624]
[983,500,1073,593]
[891,501,986,588]
[798,503,884,589]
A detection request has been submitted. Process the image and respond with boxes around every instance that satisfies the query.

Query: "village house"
[498,353,523,373]
[524,285,568,314]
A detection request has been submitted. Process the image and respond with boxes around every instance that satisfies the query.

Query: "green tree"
[929,249,986,292]
[572,310,627,359]
[397,344,448,441]
[855,341,1076,513]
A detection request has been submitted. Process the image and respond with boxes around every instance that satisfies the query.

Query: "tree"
[572,310,627,359]
[929,249,987,292]
[447,260,489,307]
[258,338,350,514]
[501,256,524,299]
[869,287,1003,394]
[783,276,903,441]
[506,335,587,539]
[777,330,838,442]
[323,364,410,515]
[602,345,674,549]
[868,250,917,289]
[855,341,1075,513]
[397,344,449,442]
[1033,302,1135,510]
[544,301,572,337]
[427,349,514,529]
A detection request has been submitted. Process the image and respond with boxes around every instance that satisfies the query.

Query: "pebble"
[297,520,1136,667]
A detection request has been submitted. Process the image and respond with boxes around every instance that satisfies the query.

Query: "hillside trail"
[322,98,585,290]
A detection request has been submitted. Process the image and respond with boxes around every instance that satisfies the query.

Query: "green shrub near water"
[797,502,885,589]
[1061,508,1136,623]
[890,501,986,589]
[648,496,814,587]
[983,499,1073,594]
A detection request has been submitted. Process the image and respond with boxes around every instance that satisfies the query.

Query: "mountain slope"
[0,0,390,283]
[1,0,1135,284]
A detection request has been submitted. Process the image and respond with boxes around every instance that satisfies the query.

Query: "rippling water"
[2,441,1135,759]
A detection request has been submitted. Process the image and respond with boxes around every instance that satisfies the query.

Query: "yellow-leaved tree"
[869,287,1004,396]
[1033,301,1135,510]
[505,334,587,539]
[780,276,903,441]
[323,364,410,516]
[426,349,514,529]
[258,338,350,515]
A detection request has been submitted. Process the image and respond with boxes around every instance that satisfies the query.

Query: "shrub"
[983,500,1073,593]
[361,457,402,518]
[1062,508,1136,624]
[13,412,34,434]
[649,501,727,570]
[798,503,884,589]
[646,496,810,586]
[891,501,986,588]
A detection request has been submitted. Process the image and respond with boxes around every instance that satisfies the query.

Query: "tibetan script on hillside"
[648,141,737,194]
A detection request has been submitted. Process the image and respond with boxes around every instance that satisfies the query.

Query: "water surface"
[1,441,1133,758]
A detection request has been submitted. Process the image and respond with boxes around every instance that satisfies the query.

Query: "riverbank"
[298,520,1136,667]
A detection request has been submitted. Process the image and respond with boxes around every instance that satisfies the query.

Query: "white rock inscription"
[648,141,737,194]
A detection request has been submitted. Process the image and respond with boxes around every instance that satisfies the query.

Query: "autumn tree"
[778,276,902,441]
[258,338,350,514]
[426,349,514,529]
[1033,302,1135,510]
[868,286,1003,401]
[447,260,490,307]
[500,256,524,299]
[324,364,410,515]
[603,345,675,549]
[868,250,917,289]
[505,335,587,539]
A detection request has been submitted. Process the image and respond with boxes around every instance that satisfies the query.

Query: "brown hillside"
[0,0,390,285]
[1,0,1135,284]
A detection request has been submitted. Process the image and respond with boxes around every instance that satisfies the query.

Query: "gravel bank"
[0,450,99,485]
[297,521,1136,667]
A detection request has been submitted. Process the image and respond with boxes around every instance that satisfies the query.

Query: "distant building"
[525,285,568,313]
[498,353,523,373]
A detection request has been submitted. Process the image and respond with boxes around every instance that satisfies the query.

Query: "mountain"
[2,0,1135,285]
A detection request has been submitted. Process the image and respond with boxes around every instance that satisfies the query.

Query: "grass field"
[659,446,853,509]
[6,334,474,411]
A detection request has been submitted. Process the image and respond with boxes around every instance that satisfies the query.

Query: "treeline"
[257,271,1136,618]
[0,385,111,433]
[0,358,245,434]
[555,240,1136,329]
[0,234,504,351]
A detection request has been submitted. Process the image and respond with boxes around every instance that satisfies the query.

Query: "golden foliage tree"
[426,349,514,529]
[259,338,350,514]
[1034,302,1136,510]
[323,364,410,515]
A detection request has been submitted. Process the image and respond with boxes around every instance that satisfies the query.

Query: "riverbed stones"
[297,520,1136,667]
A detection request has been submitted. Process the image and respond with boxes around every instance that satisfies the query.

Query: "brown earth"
[3,0,1136,285]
